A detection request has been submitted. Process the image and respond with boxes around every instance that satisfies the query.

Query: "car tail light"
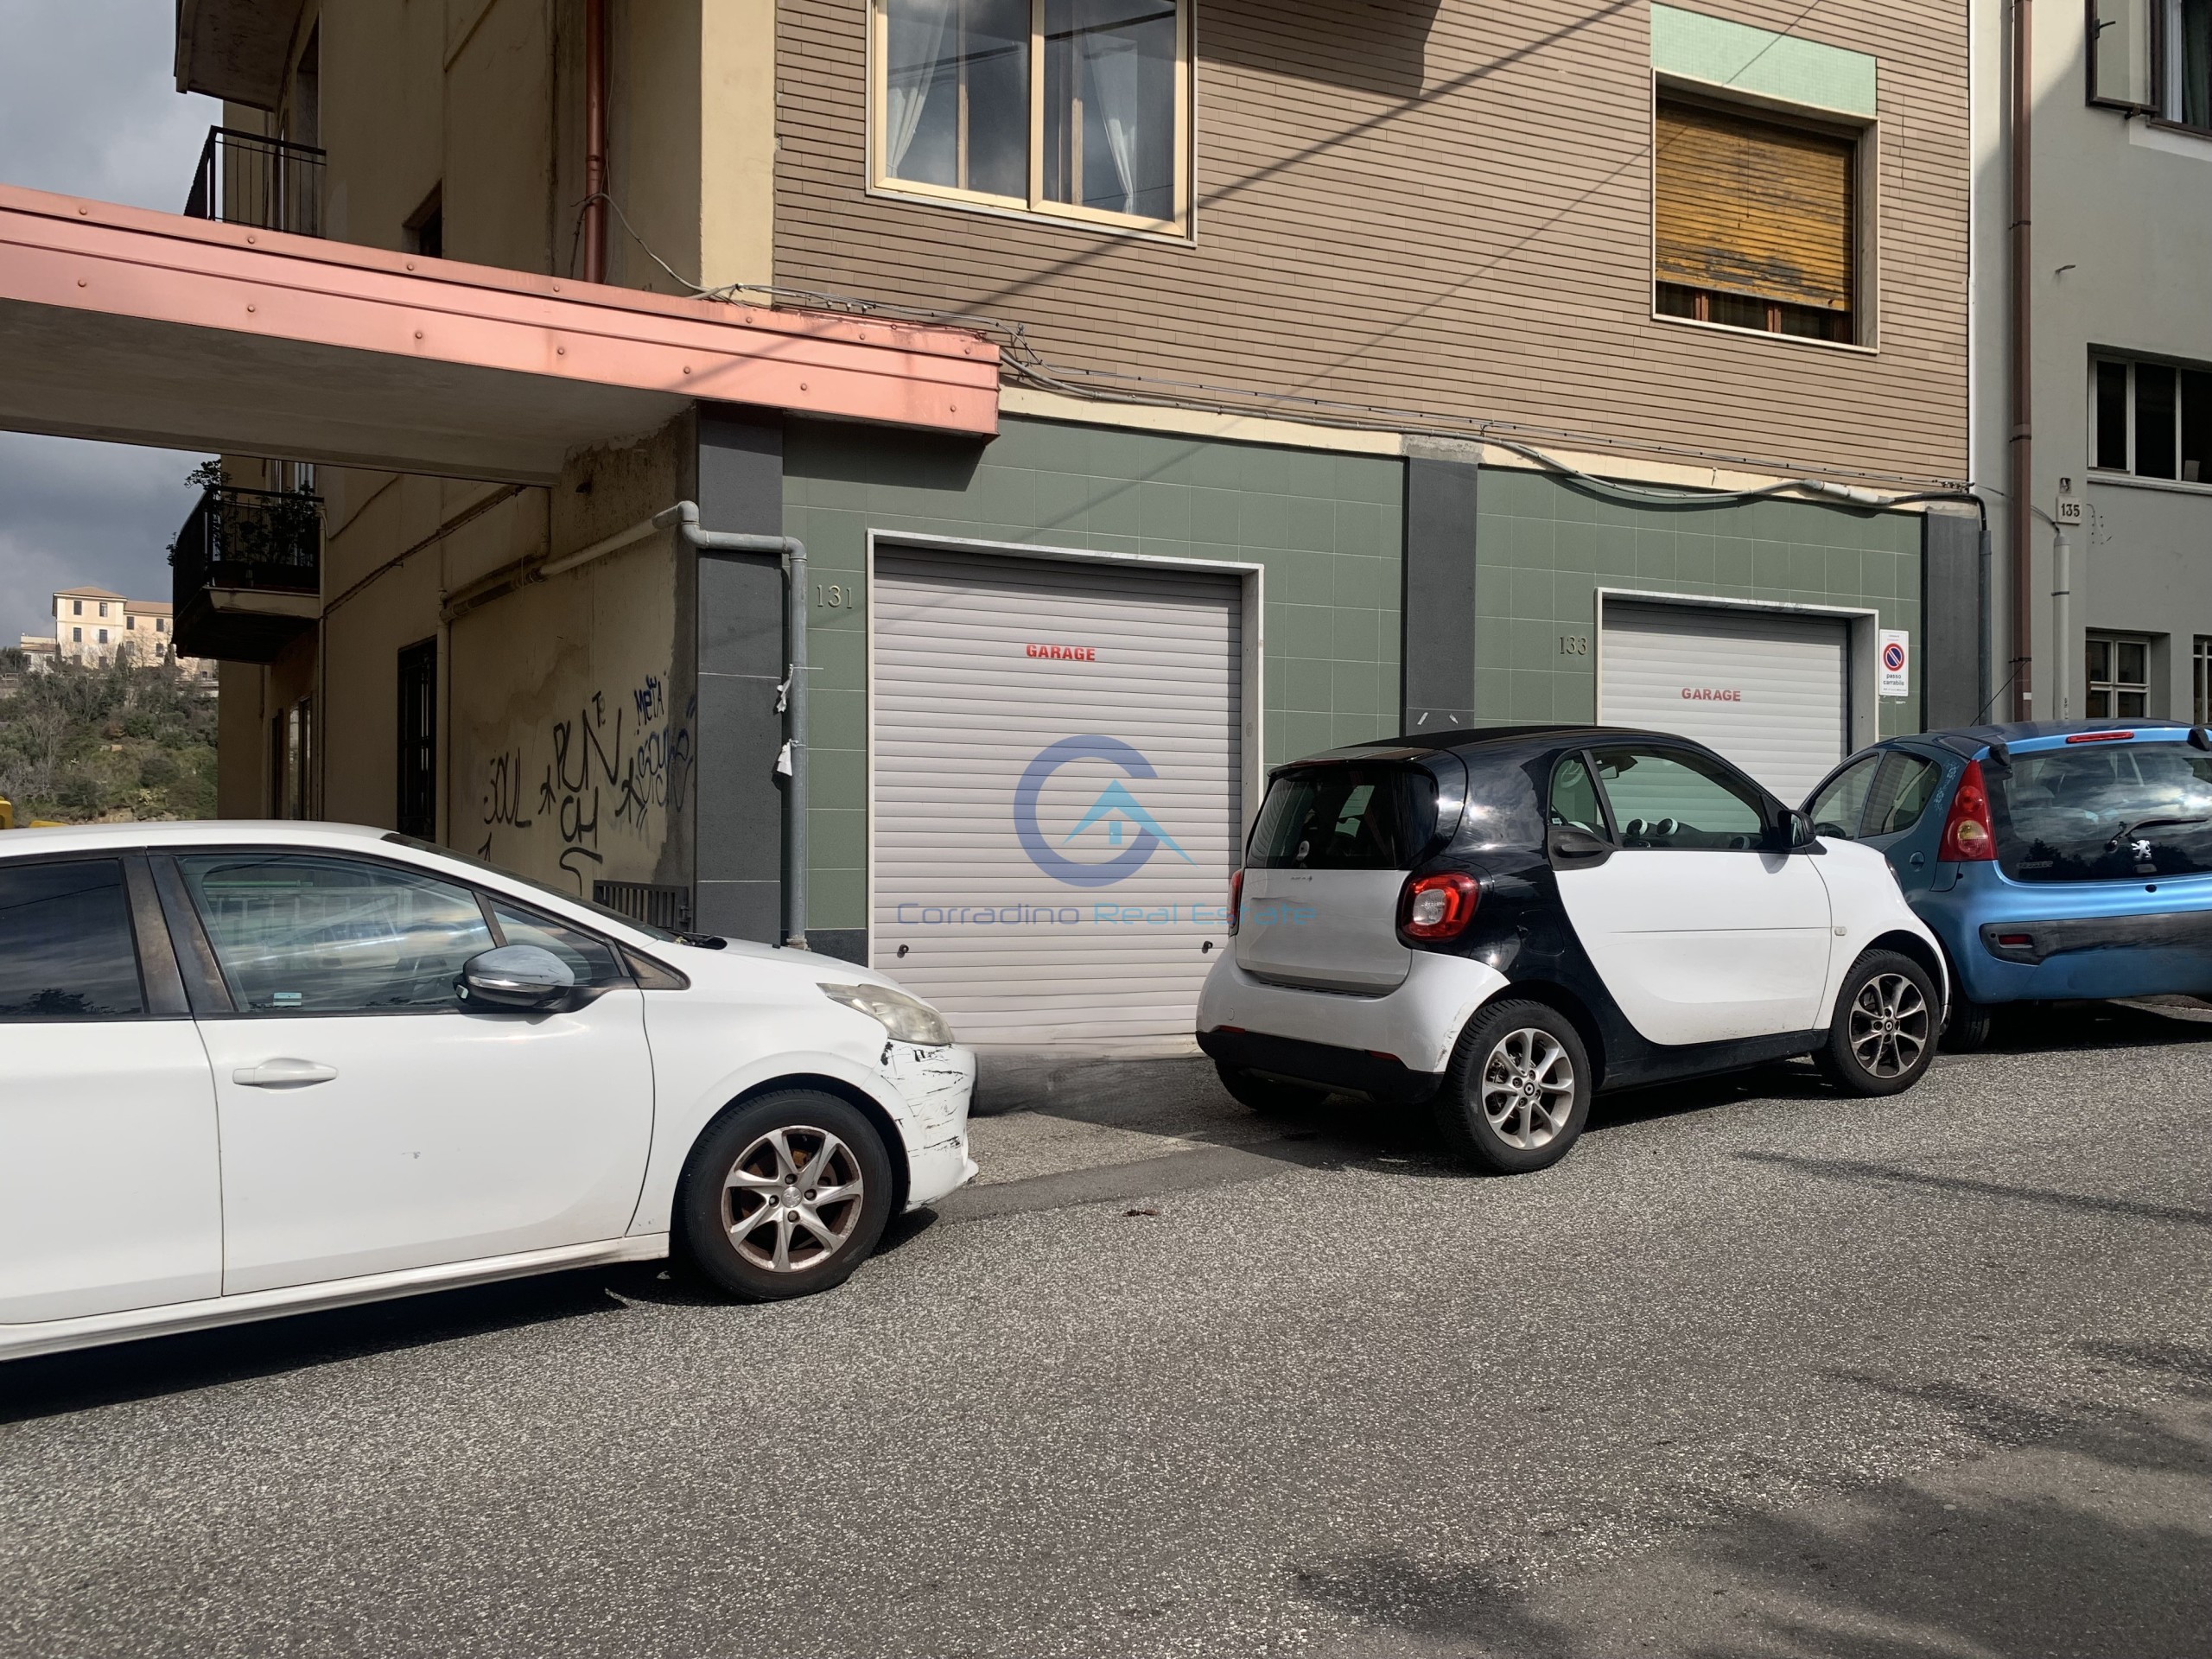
[1227,868,1244,936]
[1938,760,1999,862]
[1400,871,1480,941]
[2064,730,2135,744]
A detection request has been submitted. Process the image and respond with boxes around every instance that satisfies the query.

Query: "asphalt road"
[3,1001,2210,1657]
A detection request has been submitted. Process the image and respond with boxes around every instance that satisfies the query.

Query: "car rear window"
[1247,765,1439,870]
[0,859,144,1020]
[1990,743,2212,881]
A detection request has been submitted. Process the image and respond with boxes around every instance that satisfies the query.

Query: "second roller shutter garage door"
[1599,599,1850,802]
[872,547,1243,1050]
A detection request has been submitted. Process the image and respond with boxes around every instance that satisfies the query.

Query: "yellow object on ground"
[0,798,12,830]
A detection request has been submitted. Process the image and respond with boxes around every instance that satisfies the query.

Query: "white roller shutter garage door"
[872,547,1243,1050]
[1599,599,1850,801]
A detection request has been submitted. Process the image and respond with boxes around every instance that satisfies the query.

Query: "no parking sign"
[1878,630,1910,698]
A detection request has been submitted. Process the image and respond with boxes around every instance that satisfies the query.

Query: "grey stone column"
[1402,436,1481,734]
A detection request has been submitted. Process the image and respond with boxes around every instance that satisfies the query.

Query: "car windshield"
[1246,764,1438,871]
[1988,743,2212,881]
[379,833,683,939]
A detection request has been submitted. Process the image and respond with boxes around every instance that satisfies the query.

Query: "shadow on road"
[0,1267,639,1426]
[1290,1345,2212,1657]
[1737,1148,2212,1230]
[0,1212,942,1426]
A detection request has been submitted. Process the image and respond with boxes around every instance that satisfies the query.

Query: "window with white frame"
[873,0,1190,233]
[2090,0,2212,130]
[2196,635,2212,722]
[2093,356,2212,482]
[2088,634,2153,718]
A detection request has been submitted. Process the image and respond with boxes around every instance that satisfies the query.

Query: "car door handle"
[232,1058,339,1088]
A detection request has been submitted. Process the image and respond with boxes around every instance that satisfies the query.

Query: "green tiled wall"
[1473,467,1923,739]
[785,416,1405,931]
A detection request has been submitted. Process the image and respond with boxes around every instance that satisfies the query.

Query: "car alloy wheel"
[1435,998,1592,1173]
[723,1125,867,1274]
[677,1090,894,1300]
[1817,949,1941,1096]
[1479,1027,1576,1149]
[1847,971,1930,1080]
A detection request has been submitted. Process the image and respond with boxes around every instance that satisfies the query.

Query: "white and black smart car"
[1197,727,1948,1172]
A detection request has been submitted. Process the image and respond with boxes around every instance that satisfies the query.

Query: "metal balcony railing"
[183,127,327,238]
[170,484,323,663]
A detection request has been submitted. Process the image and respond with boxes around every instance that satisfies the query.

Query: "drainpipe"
[448,501,811,945]
[2007,0,2034,720]
[653,502,809,950]
[2050,524,2073,720]
[582,0,608,284]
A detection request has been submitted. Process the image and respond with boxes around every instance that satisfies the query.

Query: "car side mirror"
[1546,823,1612,868]
[1777,809,1825,854]
[458,944,575,1011]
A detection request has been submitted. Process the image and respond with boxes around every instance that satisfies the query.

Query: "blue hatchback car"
[1802,721,2212,1049]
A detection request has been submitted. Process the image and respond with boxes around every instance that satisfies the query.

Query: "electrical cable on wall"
[570,188,1971,501]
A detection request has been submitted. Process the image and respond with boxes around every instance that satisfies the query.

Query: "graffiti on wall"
[477,673,695,890]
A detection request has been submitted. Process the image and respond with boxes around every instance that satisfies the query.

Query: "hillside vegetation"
[0,650,218,823]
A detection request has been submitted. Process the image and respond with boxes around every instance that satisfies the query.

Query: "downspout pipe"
[653,502,809,950]
[2007,0,2034,721]
[582,0,608,284]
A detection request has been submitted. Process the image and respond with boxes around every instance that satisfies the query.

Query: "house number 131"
[816,583,854,608]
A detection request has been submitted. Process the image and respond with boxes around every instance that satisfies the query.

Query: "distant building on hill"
[24,588,211,679]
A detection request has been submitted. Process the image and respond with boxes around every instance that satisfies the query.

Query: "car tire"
[1215,1062,1327,1116]
[1817,950,1941,1094]
[1941,996,1996,1053]
[1433,1000,1592,1174]
[676,1090,895,1302]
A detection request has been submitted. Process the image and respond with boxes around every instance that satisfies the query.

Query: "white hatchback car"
[0,823,976,1362]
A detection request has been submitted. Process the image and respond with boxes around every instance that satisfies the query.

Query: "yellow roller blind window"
[1656,100,1854,313]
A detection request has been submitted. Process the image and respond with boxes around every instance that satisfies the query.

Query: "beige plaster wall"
[449,422,695,897]
[701,0,776,290]
[444,0,558,270]
[206,0,764,882]
[215,662,266,817]
[607,0,701,293]
[317,2,444,249]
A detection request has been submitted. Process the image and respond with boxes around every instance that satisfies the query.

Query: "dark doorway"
[397,638,437,837]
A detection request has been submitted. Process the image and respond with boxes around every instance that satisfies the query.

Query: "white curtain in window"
[1077,0,1141,214]
[886,0,954,178]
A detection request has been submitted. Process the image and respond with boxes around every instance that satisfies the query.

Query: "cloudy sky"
[0,1,219,643]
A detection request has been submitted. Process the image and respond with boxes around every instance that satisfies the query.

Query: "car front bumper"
[881,1041,979,1207]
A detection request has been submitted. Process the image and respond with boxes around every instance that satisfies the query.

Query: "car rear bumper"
[1195,949,1512,1089]
[1197,1027,1441,1104]
[1916,871,2212,1003]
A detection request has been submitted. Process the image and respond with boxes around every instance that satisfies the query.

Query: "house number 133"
[1558,634,1590,657]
